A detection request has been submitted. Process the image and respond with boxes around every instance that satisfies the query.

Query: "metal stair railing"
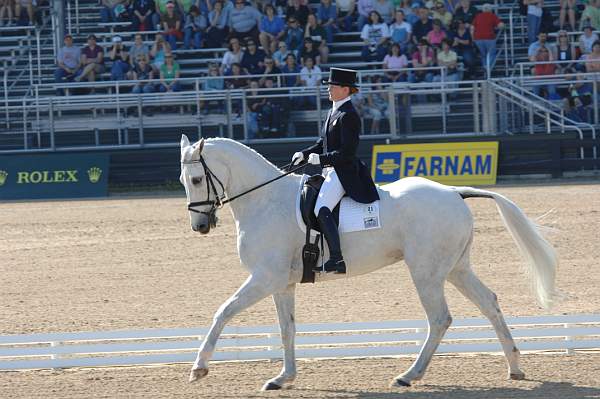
[490,80,596,160]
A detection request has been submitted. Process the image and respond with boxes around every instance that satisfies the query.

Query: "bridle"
[182,155,306,228]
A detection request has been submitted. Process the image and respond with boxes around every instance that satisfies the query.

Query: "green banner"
[0,153,109,200]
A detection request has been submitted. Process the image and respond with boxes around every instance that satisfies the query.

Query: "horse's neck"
[208,142,299,219]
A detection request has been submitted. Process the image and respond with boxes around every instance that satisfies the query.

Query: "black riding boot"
[314,207,346,274]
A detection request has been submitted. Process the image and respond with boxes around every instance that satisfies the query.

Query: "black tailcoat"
[301,99,380,203]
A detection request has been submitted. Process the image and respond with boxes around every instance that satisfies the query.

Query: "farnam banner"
[0,153,109,200]
[372,142,499,186]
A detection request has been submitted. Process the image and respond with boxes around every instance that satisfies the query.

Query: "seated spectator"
[298,56,321,108]
[129,34,150,69]
[532,45,557,98]
[472,3,504,73]
[132,56,155,93]
[317,0,337,44]
[15,0,35,25]
[75,34,105,83]
[405,1,421,25]
[241,38,266,75]
[280,53,301,87]
[132,0,157,31]
[426,19,447,48]
[525,0,544,45]
[360,10,390,62]
[555,30,577,74]
[300,37,321,65]
[205,0,230,48]
[200,62,225,114]
[453,0,478,27]
[409,38,434,83]
[229,0,261,43]
[434,38,460,83]
[273,40,292,67]
[412,6,432,46]
[259,4,285,54]
[357,0,375,30]
[528,31,555,62]
[161,0,183,50]
[451,18,475,78]
[373,0,394,24]
[0,0,15,27]
[225,62,249,89]
[389,9,413,55]
[54,34,82,96]
[150,32,172,74]
[246,80,266,138]
[286,0,310,26]
[432,2,451,28]
[100,0,128,24]
[109,36,132,81]
[258,55,282,86]
[559,0,576,31]
[585,40,600,72]
[284,16,305,57]
[159,52,181,91]
[184,5,207,49]
[261,77,289,135]
[383,42,409,82]
[221,36,244,73]
[336,0,356,32]
[579,0,600,31]
[305,13,330,63]
[579,24,599,54]
[352,75,388,134]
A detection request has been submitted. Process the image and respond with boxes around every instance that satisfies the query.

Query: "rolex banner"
[0,153,109,200]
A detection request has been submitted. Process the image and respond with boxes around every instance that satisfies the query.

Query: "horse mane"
[204,138,283,175]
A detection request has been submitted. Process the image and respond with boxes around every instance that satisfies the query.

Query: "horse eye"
[191,176,203,185]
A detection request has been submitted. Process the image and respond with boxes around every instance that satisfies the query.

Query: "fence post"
[138,94,144,146]
[3,68,8,129]
[593,76,598,125]
[473,81,480,134]
[226,91,233,139]
[387,86,397,138]
[49,98,55,150]
[36,29,42,83]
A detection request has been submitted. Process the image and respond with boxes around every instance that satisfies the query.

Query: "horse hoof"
[510,371,526,380]
[262,382,282,391]
[391,378,411,387]
[189,367,208,383]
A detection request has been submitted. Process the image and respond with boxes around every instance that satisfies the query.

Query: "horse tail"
[456,187,558,310]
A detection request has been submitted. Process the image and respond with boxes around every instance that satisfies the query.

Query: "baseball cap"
[112,35,122,43]
[411,1,422,7]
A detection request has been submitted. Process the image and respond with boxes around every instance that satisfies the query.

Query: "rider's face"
[328,85,349,102]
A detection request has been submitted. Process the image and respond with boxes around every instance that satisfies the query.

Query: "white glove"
[308,153,321,165]
[292,151,304,165]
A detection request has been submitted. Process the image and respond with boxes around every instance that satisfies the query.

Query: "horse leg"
[448,260,525,380]
[262,283,297,391]
[189,273,281,383]
[392,275,452,387]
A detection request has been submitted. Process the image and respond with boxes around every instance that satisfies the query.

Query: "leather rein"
[183,156,306,226]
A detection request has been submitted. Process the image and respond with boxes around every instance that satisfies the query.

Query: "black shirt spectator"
[412,8,433,44]
[241,39,267,75]
[285,0,310,26]
[453,0,478,26]
[258,56,281,87]
[300,38,321,65]
[132,0,156,31]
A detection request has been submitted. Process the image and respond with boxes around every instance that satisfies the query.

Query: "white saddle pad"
[296,175,381,235]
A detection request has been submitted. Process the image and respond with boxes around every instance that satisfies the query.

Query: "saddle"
[299,175,341,283]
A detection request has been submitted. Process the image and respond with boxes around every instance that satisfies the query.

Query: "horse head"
[180,135,222,234]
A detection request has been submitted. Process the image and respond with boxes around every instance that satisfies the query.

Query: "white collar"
[332,96,351,113]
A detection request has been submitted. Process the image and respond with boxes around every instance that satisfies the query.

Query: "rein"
[184,157,306,224]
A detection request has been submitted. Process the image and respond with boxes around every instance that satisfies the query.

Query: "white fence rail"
[1,314,599,371]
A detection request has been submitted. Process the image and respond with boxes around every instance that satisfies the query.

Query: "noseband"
[184,156,225,228]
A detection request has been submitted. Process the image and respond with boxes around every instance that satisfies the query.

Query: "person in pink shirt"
[426,19,447,48]
[383,43,409,81]
[409,38,435,83]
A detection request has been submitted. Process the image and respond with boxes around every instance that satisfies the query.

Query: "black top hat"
[322,67,358,88]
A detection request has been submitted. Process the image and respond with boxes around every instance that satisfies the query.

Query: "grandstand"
[0,0,599,181]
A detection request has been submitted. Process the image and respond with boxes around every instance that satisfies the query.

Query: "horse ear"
[180,134,190,148]
[193,138,205,157]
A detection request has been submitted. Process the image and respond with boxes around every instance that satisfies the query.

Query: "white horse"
[179,135,558,390]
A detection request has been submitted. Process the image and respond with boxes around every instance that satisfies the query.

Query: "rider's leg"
[314,168,346,273]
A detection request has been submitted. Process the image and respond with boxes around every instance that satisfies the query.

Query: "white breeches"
[314,167,346,217]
